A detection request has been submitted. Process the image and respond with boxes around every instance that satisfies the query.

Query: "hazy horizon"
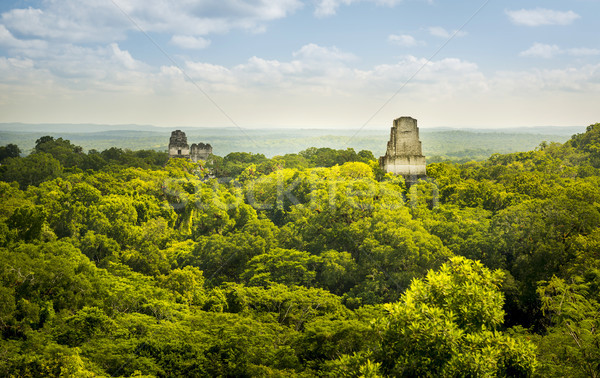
[1,122,585,159]
[0,122,589,133]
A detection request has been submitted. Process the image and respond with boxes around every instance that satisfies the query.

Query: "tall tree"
[0,143,21,162]
[378,257,537,376]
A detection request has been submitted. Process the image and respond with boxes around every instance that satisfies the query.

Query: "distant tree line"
[0,136,377,189]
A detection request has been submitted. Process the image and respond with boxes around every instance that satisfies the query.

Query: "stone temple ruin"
[379,117,427,182]
[168,130,212,162]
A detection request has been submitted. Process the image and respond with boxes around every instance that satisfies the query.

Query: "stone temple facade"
[168,130,212,162]
[379,117,427,181]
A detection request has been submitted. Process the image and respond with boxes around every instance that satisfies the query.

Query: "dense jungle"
[1,123,600,376]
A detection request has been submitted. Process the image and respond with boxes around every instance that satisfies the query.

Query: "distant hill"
[0,123,587,161]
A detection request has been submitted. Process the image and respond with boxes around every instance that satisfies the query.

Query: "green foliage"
[4,124,600,375]
[213,151,270,177]
[536,275,600,377]
[0,152,63,189]
[567,123,600,167]
[379,257,537,376]
[242,248,321,287]
[35,136,84,168]
[323,352,383,378]
[0,143,20,162]
[159,266,206,305]
[7,205,47,242]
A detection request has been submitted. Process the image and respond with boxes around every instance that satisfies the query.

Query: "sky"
[0,0,598,130]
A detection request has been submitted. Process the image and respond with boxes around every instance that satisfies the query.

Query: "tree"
[489,196,600,327]
[34,136,85,168]
[80,231,121,266]
[567,123,600,167]
[378,257,537,376]
[7,205,47,241]
[357,150,375,163]
[318,250,358,295]
[0,152,63,189]
[0,143,21,162]
[242,248,321,287]
[159,266,206,305]
[537,275,600,377]
[58,306,116,347]
[299,147,361,167]
[35,135,55,149]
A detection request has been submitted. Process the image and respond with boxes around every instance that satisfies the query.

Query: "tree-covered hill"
[1,124,600,376]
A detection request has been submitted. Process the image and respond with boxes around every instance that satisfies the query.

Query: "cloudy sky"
[0,0,598,129]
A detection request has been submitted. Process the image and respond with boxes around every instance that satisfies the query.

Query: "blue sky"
[0,0,598,129]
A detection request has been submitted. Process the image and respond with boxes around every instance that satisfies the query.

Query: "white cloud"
[1,4,129,43]
[0,24,48,55]
[0,38,149,95]
[0,0,304,44]
[0,56,43,85]
[388,34,423,47]
[428,26,467,39]
[185,61,235,84]
[170,35,211,50]
[2,41,600,128]
[506,8,580,27]
[315,0,355,17]
[1,21,148,85]
[140,43,485,101]
[314,0,403,17]
[110,43,142,70]
[520,43,562,59]
[366,56,481,85]
[292,43,356,62]
[493,64,600,94]
[520,43,600,59]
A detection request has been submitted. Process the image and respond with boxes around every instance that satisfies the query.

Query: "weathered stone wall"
[168,130,190,159]
[168,130,212,162]
[379,155,427,176]
[385,117,423,156]
[379,116,427,179]
[190,143,213,162]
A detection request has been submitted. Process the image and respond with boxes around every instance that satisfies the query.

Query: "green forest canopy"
[1,123,600,376]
